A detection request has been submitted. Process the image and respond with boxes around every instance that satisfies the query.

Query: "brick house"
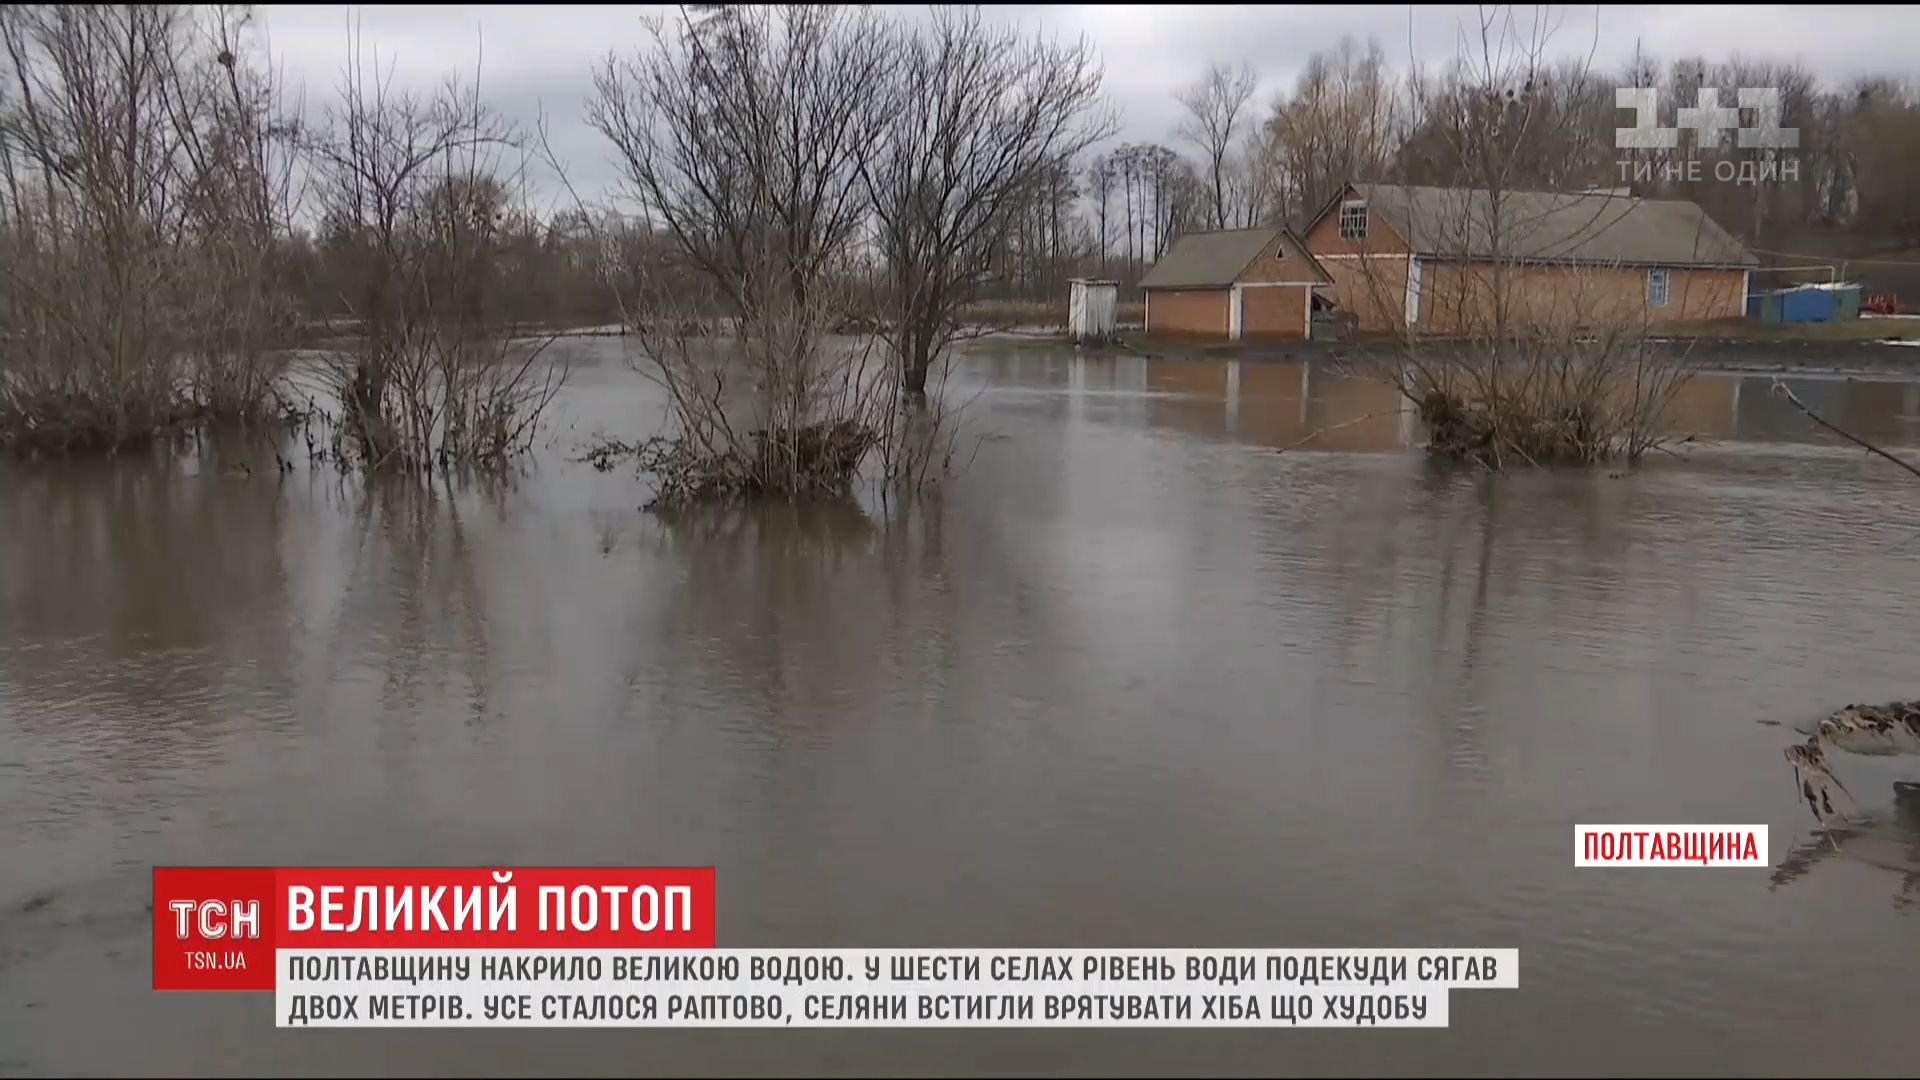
[1138,227,1331,339]
[1140,183,1756,340]
[1301,182,1756,334]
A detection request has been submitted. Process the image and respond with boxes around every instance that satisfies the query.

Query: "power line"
[1749,247,1920,268]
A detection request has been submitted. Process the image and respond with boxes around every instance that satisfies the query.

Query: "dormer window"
[1339,201,1368,240]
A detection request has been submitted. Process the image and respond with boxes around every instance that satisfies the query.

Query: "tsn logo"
[167,898,261,940]
[166,899,257,974]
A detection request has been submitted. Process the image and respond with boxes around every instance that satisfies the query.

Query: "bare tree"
[1175,61,1258,230]
[1264,37,1399,227]
[169,6,302,419]
[1086,153,1114,273]
[591,7,885,329]
[589,5,897,502]
[0,4,296,450]
[1228,127,1275,227]
[1341,6,1697,467]
[306,25,562,471]
[1838,80,1920,247]
[1399,54,1613,192]
[1142,144,1189,256]
[861,6,1111,396]
[1389,8,1616,351]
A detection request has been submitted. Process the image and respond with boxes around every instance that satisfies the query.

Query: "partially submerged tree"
[0,3,294,450]
[1337,6,1708,467]
[306,28,562,472]
[861,6,1111,396]
[166,7,302,420]
[589,5,896,502]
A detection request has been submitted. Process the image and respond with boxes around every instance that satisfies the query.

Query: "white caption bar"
[277,948,1516,1029]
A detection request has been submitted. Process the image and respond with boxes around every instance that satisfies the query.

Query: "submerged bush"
[0,6,294,453]
[601,419,879,509]
[1396,331,1697,467]
[587,7,960,507]
[303,51,565,473]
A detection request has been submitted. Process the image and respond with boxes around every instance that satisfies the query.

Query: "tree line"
[988,32,1920,303]
[7,4,1920,466]
[1121,36,1920,278]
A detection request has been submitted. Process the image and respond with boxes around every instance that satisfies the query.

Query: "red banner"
[153,867,716,991]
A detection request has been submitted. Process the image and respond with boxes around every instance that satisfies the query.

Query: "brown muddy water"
[3,340,1920,1077]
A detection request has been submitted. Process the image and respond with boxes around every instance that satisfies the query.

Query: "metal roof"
[1138,228,1283,289]
[1350,183,1758,268]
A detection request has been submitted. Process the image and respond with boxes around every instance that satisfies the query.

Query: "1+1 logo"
[1615,87,1799,149]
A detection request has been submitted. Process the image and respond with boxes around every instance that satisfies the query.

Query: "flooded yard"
[3,339,1919,1075]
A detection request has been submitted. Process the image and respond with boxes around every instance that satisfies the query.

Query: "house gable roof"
[1340,182,1757,268]
[1140,227,1330,289]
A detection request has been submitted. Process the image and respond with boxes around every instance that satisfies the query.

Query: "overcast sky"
[254,4,1920,209]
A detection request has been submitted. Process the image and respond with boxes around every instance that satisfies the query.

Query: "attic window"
[1338,201,1368,240]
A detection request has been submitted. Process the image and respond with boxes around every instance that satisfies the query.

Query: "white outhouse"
[1067,278,1119,344]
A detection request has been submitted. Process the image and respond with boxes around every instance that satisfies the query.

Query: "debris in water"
[1785,700,1920,849]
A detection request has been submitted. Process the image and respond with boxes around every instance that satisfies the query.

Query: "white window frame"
[1647,267,1671,307]
[1338,202,1368,241]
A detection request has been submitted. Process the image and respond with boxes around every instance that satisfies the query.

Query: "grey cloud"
[257,3,1920,204]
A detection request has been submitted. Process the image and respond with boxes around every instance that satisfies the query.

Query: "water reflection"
[1771,782,1920,910]
[966,348,1920,455]
[651,500,887,726]
[0,439,298,756]
[6,340,1920,1075]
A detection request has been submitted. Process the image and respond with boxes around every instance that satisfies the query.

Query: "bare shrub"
[305,34,562,473]
[169,7,300,423]
[1352,226,1700,466]
[1394,267,1699,465]
[1339,8,1702,466]
[620,257,893,507]
[579,5,1097,504]
[589,6,904,505]
[0,4,291,452]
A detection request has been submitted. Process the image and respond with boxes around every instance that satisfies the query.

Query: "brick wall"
[1316,257,1743,334]
[1418,262,1746,334]
[1302,185,1411,258]
[1239,232,1332,285]
[1240,284,1309,338]
[1146,288,1230,336]
[1319,257,1412,332]
[1302,182,1749,333]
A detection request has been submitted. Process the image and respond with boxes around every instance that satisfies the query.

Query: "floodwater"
[4,340,1920,1077]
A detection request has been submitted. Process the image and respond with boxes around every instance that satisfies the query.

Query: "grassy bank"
[974,325,1920,378]
[957,299,1144,330]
